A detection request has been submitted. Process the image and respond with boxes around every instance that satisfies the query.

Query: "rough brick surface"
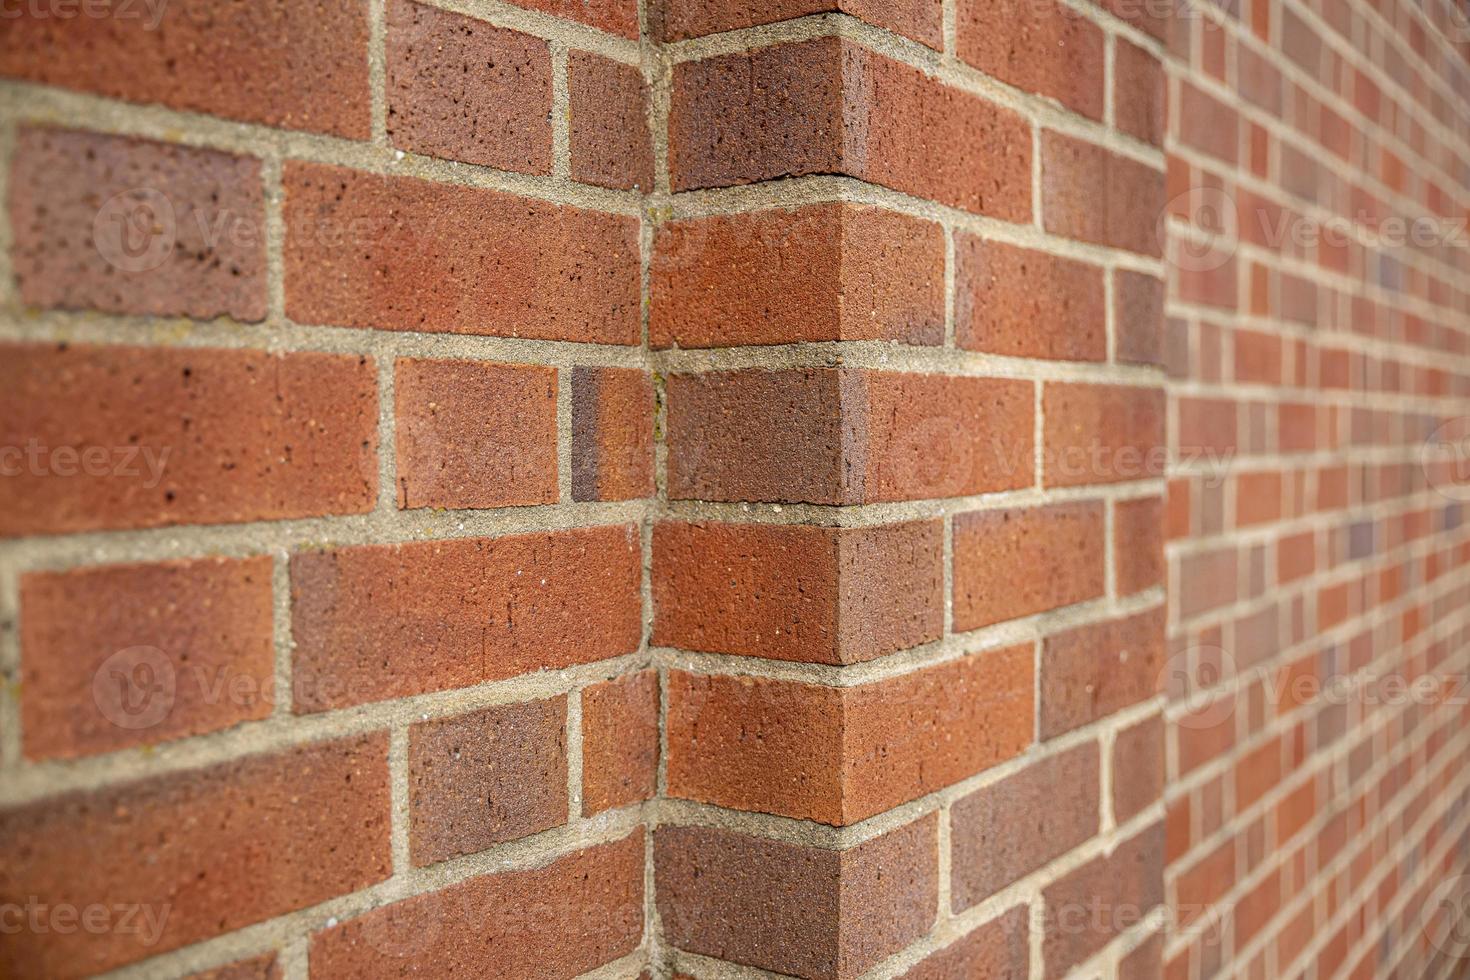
[956,0,1105,119]
[290,525,642,710]
[651,203,945,348]
[0,736,389,976]
[409,697,568,865]
[1041,823,1164,976]
[20,556,274,760]
[184,953,281,980]
[569,52,654,191]
[386,0,552,174]
[656,0,942,46]
[1116,270,1166,365]
[1039,607,1166,737]
[954,235,1106,360]
[10,126,266,321]
[899,907,1029,979]
[953,502,1107,630]
[653,520,943,665]
[0,343,377,537]
[1041,132,1165,255]
[283,162,640,343]
[0,0,370,136]
[310,832,644,977]
[570,367,655,502]
[1042,382,1166,487]
[394,358,559,510]
[513,0,638,37]
[581,671,660,815]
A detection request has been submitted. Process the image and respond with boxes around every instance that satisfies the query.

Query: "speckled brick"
[290,525,642,710]
[570,367,655,502]
[581,671,660,815]
[655,817,938,979]
[386,0,552,173]
[514,0,638,37]
[1041,823,1164,976]
[1116,270,1166,365]
[1042,132,1165,256]
[394,358,558,510]
[954,235,1106,360]
[1039,607,1166,737]
[1115,38,1165,146]
[185,953,281,980]
[0,0,369,137]
[1042,382,1166,487]
[311,832,643,977]
[656,0,942,46]
[899,908,1029,979]
[1116,496,1165,593]
[0,343,377,537]
[283,162,639,343]
[0,736,389,977]
[20,556,274,760]
[651,203,944,348]
[10,126,266,321]
[956,0,1104,119]
[409,698,568,865]
[569,52,653,190]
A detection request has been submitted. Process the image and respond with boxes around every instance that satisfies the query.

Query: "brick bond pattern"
[0,1,1464,980]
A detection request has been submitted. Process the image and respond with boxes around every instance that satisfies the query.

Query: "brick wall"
[0,2,1466,980]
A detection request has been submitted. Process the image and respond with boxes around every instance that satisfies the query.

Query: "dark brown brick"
[581,671,660,815]
[1116,270,1166,366]
[1115,39,1165,146]
[1039,607,1165,737]
[955,235,1106,360]
[1113,713,1164,822]
[899,907,1029,979]
[569,52,653,190]
[570,367,655,502]
[1041,823,1164,976]
[953,502,1107,631]
[1042,132,1165,256]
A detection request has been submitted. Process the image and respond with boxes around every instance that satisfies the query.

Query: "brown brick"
[386,0,552,173]
[956,0,1104,119]
[311,831,643,976]
[651,203,945,348]
[652,520,943,665]
[953,502,1107,631]
[1042,382,1165,487]
[0,736,389,976]
[290,525,642,710]
[409,698,568,866]
[0,343,377,537]
[666,369,1032,504]
[1113,713,1164,822]
[655,817,938,979]
[1116,271,1166,366]
[10,126,265,321]
[1041,823,1163,977]
[20,556,273,760]
[1039,607,1165,737]
[666,646,1033,825]
[954,236,1106,360]
[581,671,660,815]
[1041,132,1165,255]
[514,0,638,37]
[1115,39,1165,146]
[899,907,1029,979]
[670,38,1031,218]
[570,367,654,502]
[394,358,558,510]
[283,162,639,344]
[656,0,942,45]
[1115,496,1166,595]
[569,52,653,190]
[185,952,281,980]
[0,0,369,137]
[950,743,1100,909]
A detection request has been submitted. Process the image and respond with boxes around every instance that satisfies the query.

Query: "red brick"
[1118,932,1163,980]
[651,203,945,348]
[394,358,558,510]
[666,646,1033,825]
[670,38,1032,218]
[956,0,1104,119]
[1178,80,1239,164]
[386,0,552,173]
[571,367,655,501]
[311,832,643,976]
[409,697,568,866]
[666,369,1033,504]
[953,501,1107,630]
[1115,39,1165,146]
[1041,822,1164,977]
[1039,607,1165,737]
[950,743,1100,908]
[1042,382,1166,487]
[290,525,642,710]
[899,908,1029,979]
[0,0,369,137]
[20,556,273,760]
[0,736,389,976]
[1113,713,1165,821]
[513,0,638,37]
[1117,270,1166,365]
[1234,328,1283,384]
[0,343,377,537]
[1175,839,1235,927]
[570,52,653,190]
[185,953,281,980]
[283,162,639,344]
[954,236,1106,360]
[652,520,943,665]
[1042,132,1165,255]
[656,0,942,46]
[10,126,265,321]
[581,671,660,815]
[1116,496,1166,594]
[655,817,937,980]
